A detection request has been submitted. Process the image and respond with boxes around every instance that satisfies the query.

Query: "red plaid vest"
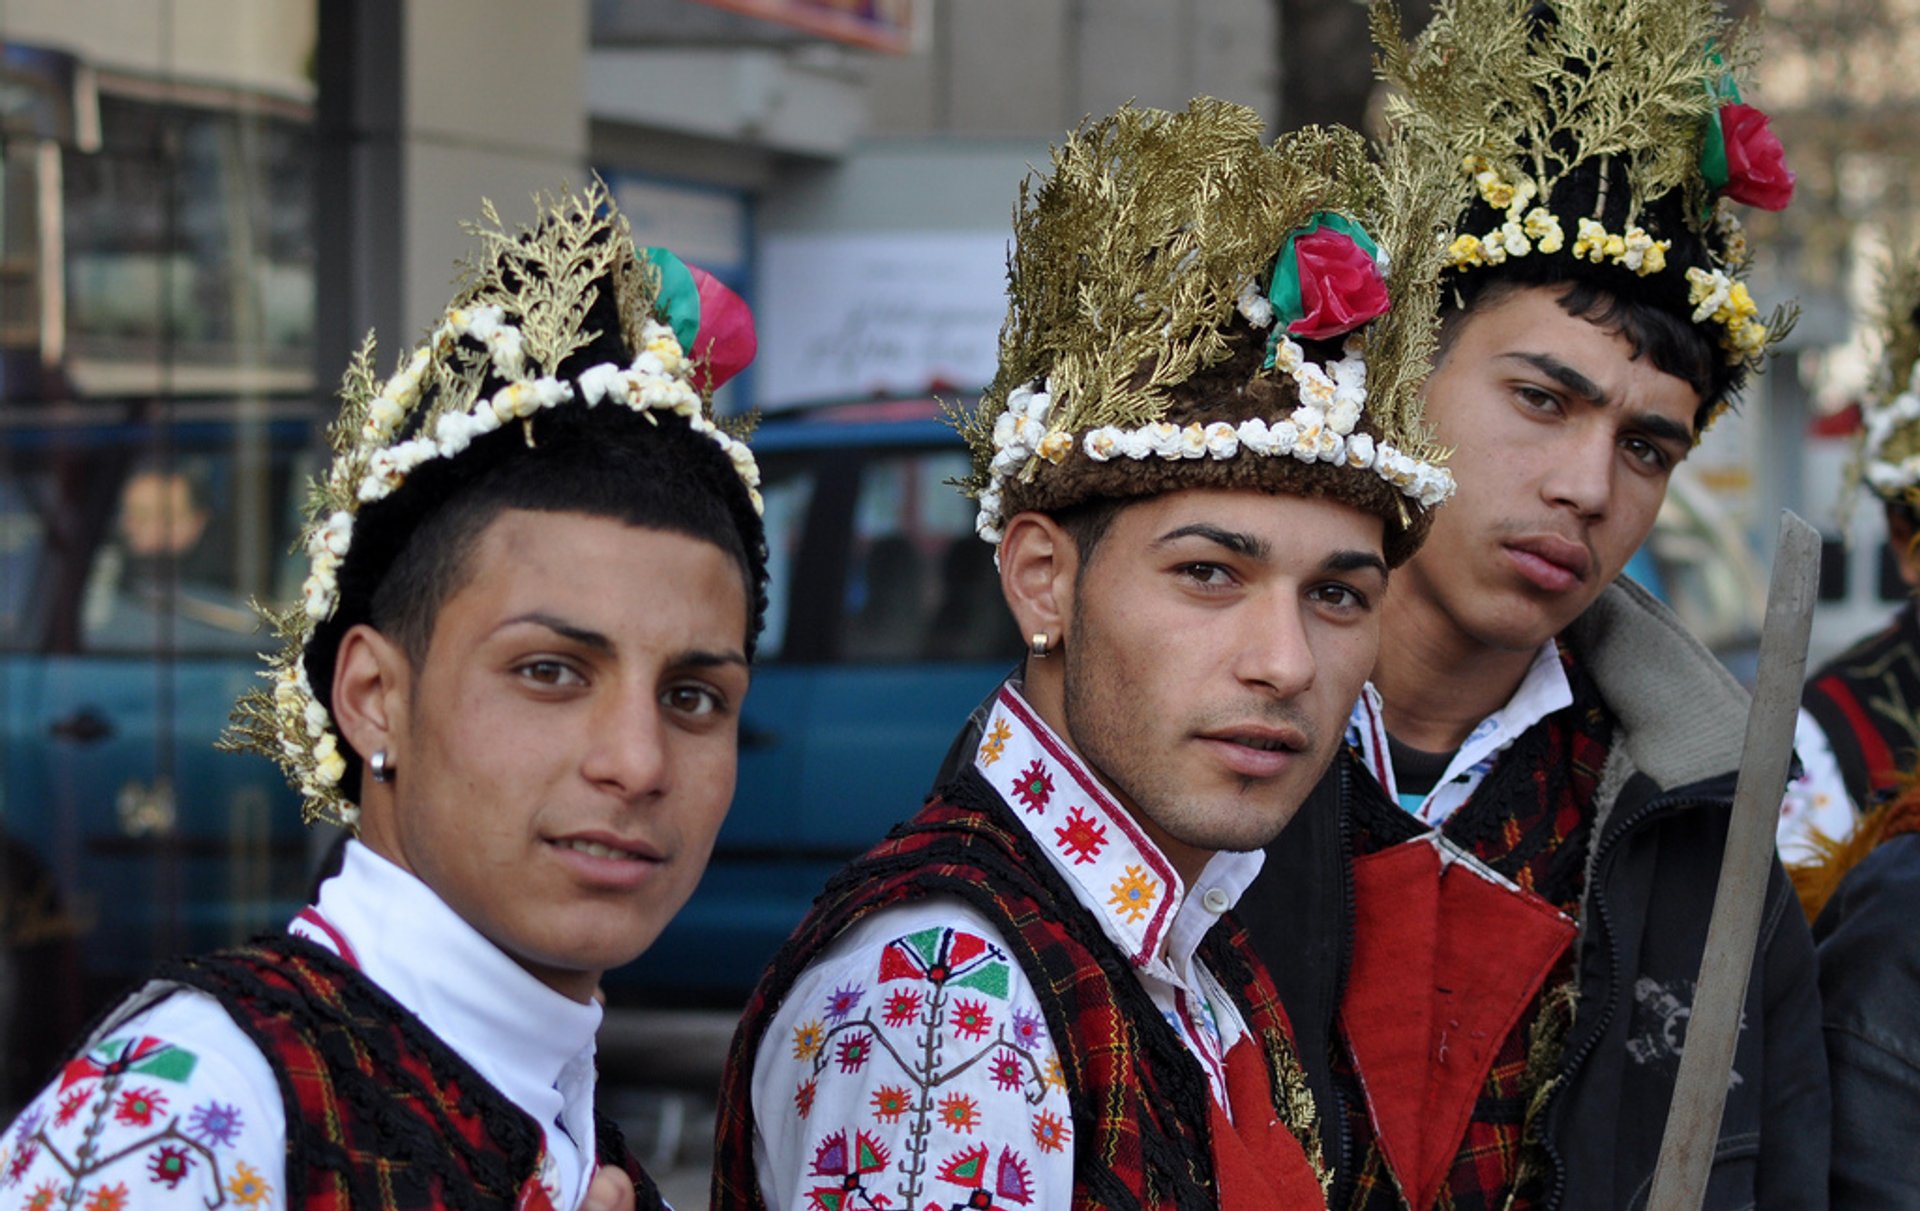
[157,936,661,1211]
[1336,648,1612,1211]
[711,770,1325,1211]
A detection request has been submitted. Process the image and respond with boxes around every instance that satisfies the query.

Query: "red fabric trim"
[995,686,1178,962]
[1340,840,1575,1211]
[294,906,361,969]
[1208,1038,1328,1211]
[1813,674,1899,791]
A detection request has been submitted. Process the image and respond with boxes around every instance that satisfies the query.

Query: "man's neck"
[1374,592,1542,753]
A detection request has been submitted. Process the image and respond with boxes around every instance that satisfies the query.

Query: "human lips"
[1503,533,1593,593]
[1197,724,1310,780]
[547,830,664,887]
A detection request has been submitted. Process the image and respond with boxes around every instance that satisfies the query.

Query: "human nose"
[580,685,670,800]
[1241,595,1317,700]
[1541,425,1614,519]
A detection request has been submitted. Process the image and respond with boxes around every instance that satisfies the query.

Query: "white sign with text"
[756,232,1009,409]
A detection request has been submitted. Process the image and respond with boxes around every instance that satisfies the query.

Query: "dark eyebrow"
[1155,525,1386,580]
[1154,523,1271,560]
[1504,352,1607,406]
[1324,549,1389,579]
[501,613,749,670]
[1504,351,1695,450]
[502,612,613,652]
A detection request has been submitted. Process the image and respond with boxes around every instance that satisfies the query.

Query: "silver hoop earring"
[369,749,395,784]
[1030,632,1052,659]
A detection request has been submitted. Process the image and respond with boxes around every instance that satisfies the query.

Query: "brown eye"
[663,683,725,719]
[518,660,584,687]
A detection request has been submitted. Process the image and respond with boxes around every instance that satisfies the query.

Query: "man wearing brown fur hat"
[711,99,1452,1211]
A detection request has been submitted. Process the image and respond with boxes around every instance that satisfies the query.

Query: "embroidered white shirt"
[1349,640,1572,825]
[0,841,606,1211]
[750,684,1264,1211]
[1779,708,1858,862]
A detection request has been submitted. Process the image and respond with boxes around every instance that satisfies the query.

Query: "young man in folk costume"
[1792,253,1920,1210]
[710,100,1454,1211]
[1791,260,1920,854]
[0,186,765,1211]
[1241,2,1829,1208]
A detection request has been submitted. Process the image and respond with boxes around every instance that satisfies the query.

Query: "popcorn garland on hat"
[1373,0,1796,391]
[224,183,761,827]
[960,103,1454,548]
[1852,252,1920,506]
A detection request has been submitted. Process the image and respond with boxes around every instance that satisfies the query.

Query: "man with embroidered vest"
[0,186,766,1210]
[711,101,1455,1211]
[1241,3,1829,1209]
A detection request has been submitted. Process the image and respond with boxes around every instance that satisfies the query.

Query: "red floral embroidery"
[112,1088,165,1128]
[1030,1108,1071,1154]
[5,1146,35,1186]
[146,1146,193,1189]
[988,1048,1026,1093]
[794,1078,817,1118]
[1011,760,1054,813]
[951,998,993,1041]
[938,1093,982,1133]
[834,1031,873,1073]
[882,989,922,1028]
[1054,807,1109,865]
[1719,103,1794,211]
[53,1089,89,1128]
[1288,227,1390,340]
[25,1183,63,1211]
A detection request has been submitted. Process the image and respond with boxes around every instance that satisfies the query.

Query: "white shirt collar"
[1349,638,1572,824]
[303,841,602,1175]
[970,685,1264,982]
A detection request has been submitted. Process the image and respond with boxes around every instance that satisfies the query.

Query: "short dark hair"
[368,405,766,668]
[1438,263,1722,434]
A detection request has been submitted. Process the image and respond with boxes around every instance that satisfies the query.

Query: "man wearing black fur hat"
[0,186,764,1211]
[1242,3,1828,1209]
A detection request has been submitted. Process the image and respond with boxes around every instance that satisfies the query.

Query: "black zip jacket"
[1242,580,1830,1210]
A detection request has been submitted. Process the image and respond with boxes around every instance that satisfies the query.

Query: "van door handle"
[49,708,114,743]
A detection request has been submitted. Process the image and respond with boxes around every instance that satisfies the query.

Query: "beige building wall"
[0,0,316,98]
[400,0,589,333]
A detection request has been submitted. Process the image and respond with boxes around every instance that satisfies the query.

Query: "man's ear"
[330,623,411,776]
[998,512,1080,652]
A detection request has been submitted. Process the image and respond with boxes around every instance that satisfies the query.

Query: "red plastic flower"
[1719,103,1794,211]
[1287,228,1390,340]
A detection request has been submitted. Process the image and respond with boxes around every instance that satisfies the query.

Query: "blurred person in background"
[712,100,1454,1211]
[1792,267,1920,853]
[1242,2,1829,1208]
[1792,251,1920,1210]
[0,185,762,1211]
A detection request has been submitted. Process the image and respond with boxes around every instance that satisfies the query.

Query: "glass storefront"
[0,39,320,1112]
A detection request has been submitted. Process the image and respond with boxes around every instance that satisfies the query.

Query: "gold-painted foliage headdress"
[956,99,1454,567]
[223,182,763,827]
[1853,252,1920,505]
[1374,0,1797,428]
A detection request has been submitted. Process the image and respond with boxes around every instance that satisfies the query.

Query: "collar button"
[1201,887,1231,914]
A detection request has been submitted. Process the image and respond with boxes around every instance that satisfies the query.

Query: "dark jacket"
[1243,580,1830,1211]
[1812,830,1920,1210]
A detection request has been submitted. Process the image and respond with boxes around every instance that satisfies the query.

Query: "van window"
[838,449,1019,663]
